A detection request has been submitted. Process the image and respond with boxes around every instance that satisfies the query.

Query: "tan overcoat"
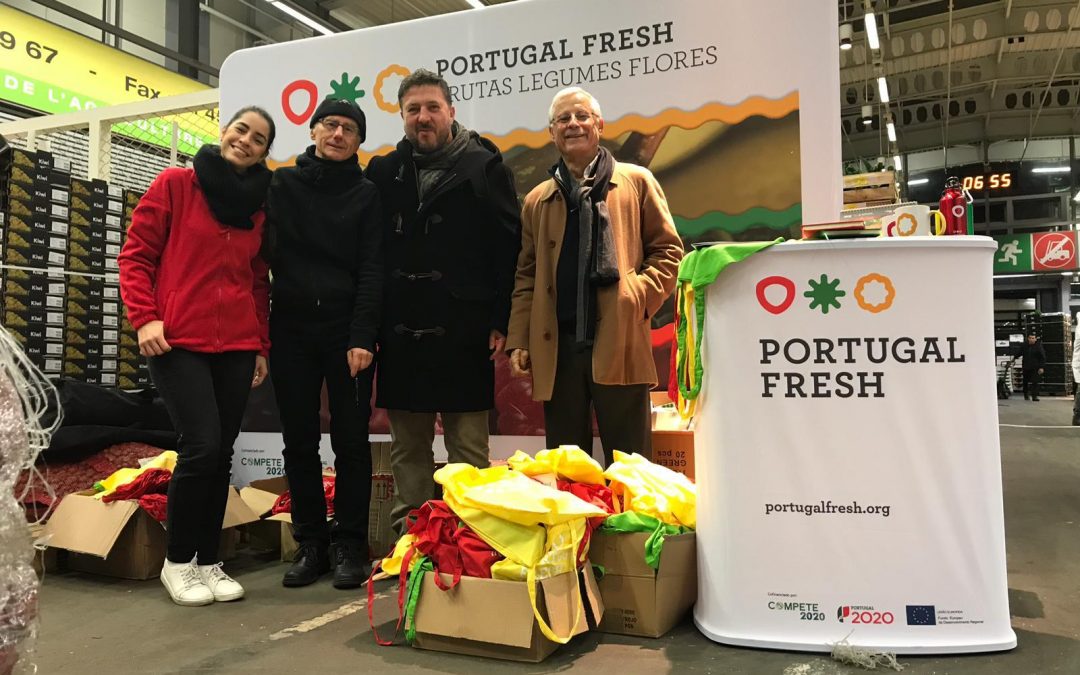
[506,161,683,401]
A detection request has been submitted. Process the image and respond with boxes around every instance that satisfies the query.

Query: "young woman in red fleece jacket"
[118,106,275,607]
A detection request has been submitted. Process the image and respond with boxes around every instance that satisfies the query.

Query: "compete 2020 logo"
[837,605,895,624]
[767,600,825,621]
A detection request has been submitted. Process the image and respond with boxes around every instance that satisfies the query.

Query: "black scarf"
[412,121,473,200]
[553,147,619,347]
[192,144,271,230]
[295,145,363,189]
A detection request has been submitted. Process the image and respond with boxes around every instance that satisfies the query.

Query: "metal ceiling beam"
[31,0,219,77]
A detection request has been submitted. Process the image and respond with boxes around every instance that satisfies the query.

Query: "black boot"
[283,543,331,587]
[331,541,370,590]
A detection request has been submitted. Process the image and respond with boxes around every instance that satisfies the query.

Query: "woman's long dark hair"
[225,105,277,152]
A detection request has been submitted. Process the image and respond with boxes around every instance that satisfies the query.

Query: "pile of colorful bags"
[91,450,177,521]
[370,446,697,645]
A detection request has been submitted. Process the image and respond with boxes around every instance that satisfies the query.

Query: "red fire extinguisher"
[939,176,967,236]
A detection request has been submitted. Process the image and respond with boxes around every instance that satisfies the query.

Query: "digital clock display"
[962,173,1012,190]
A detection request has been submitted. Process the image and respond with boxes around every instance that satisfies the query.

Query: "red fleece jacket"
[119,168,271,357]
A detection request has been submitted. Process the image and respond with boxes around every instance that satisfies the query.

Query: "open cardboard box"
[239,442,408,562]
[42,487,259,580]
[650,391,695,481]
[411,563,603,662]
[239,475,303,562]
[589,530,697,637]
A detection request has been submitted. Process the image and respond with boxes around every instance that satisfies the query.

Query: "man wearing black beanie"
[265,97,382,589]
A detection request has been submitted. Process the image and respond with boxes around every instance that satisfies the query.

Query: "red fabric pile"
[556,479,615,563]
[14,443,168,519]
[270,475,336,518]
[101,468,173,522]
[402,499,503,588]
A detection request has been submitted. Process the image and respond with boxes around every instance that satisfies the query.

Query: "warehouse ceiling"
[840,0,1080,162]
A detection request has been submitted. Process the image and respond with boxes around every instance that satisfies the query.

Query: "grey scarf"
[556,147,619,347]
[413,120,472,200]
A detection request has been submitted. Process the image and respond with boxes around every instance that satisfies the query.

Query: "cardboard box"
[240,442,399,561]
[652,431,695,482]
[589,531,697,638]
[650,392,695,481]
[411,564,603,662]
[43,488,260,580]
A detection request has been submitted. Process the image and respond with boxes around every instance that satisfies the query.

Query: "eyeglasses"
[551,111,597,127]
[319,119,360,137]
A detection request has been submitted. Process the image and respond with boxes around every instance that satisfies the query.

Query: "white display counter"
[692,237,1016,654]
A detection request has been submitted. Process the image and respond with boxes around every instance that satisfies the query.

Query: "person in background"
[265,98,383,589]
[1020,331,1047,402]
[119,106,275,606]
[506,87,683,466]
[1072,316,1080,424]
[366,69,521,535]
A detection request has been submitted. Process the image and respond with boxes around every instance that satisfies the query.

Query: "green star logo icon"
[804,274,846,314]
[329,72,365,102]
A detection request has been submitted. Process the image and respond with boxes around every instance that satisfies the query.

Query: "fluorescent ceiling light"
[840,23,853,50]
[1031,166,1070,174]
[886,121,897,142]
[877,76,889,103]
[465,0,486,8]
[864,11,880,50]
[893,155,902,170]
[907,178,929,186]
[268,1,335,35]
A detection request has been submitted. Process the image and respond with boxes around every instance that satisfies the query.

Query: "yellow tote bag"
[506,445,606,485]
[434,463,606,643]
[604,450,697,528]
[93,450,178,499]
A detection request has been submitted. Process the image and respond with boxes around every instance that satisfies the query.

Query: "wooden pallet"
[843,171,899,206]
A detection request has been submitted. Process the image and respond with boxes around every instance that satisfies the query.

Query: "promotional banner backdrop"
[221,0,841,476]
[692,237,1015,653]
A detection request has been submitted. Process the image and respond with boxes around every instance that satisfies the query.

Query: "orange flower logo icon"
[374,64,411,113]
[854,273,895,313]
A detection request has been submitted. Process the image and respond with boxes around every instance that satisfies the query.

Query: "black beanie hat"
[310,97,367,142]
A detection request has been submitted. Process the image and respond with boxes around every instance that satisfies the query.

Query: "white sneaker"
[161,559,214,606]
[198,562,245,602]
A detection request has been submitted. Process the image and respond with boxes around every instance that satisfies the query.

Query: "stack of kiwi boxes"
[1,147,149,390]
[2,148,69,376]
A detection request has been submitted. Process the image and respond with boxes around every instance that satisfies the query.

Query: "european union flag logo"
[906,605,936,626]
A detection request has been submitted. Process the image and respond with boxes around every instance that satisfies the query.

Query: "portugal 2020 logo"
[837,605,894,624]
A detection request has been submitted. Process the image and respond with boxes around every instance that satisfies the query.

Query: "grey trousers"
[388,409,490,534]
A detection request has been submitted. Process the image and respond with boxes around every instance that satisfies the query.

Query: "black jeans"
[270,316,373,548]
[543,333,652,466]
[149,348,255,564]
[1023,369,1042,399]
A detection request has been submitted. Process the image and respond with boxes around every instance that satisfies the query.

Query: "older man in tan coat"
[506,87,683,465]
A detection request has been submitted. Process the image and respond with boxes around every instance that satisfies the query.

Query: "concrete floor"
[26,396,1080,674]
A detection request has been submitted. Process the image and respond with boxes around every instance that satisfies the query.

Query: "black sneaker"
[1032,397,1040,401]
[282,543,330,587]
[331,542,370,590]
